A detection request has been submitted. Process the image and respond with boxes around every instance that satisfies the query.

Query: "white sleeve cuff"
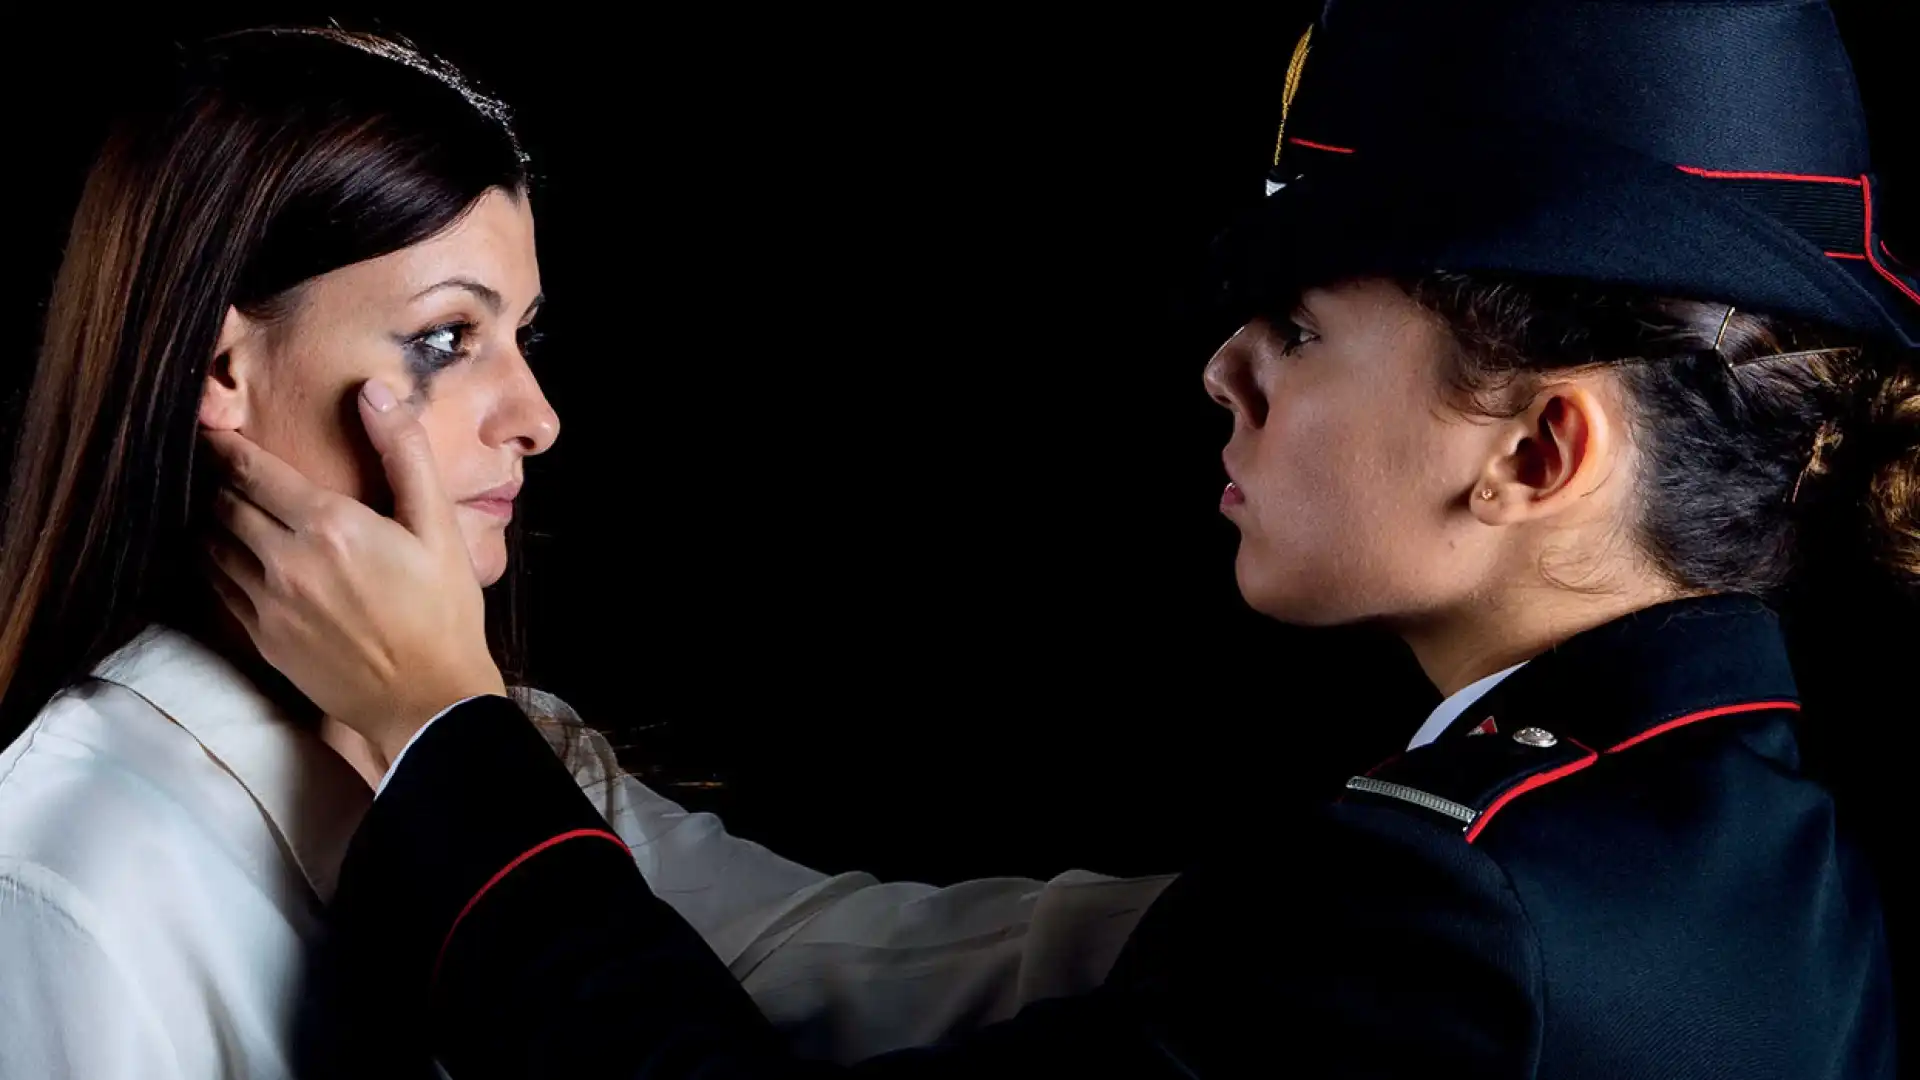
[374,696,486,796]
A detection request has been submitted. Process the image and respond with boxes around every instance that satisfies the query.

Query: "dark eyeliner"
[397,320,476,378]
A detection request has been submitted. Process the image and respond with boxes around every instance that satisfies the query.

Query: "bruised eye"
[402,321,476,376]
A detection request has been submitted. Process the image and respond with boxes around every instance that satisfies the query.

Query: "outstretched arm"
[315,693,1165,1079]
[536,695,1173,1062]
[201,380,1170,1064]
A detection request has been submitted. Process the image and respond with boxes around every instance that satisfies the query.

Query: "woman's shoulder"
[0,680,288,907]
[0,678,215,818]
[0,681,322,1076]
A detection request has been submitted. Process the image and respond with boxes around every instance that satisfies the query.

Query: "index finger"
[199,428,327,532]
[357,380,460,548]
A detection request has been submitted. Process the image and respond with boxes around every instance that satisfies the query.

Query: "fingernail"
[362,380,398,413]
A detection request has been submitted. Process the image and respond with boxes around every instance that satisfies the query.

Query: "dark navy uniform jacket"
[303,593,1897,1078]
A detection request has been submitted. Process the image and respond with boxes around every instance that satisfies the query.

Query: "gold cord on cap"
[1273,25,1315,168]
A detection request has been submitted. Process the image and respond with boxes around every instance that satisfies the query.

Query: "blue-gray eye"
[403,321,476,375]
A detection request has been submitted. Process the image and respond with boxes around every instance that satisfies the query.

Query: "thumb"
[359,379,457,544]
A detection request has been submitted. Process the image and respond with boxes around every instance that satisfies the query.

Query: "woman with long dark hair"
[205,3,1909,1076]
[0,29,1167,1078]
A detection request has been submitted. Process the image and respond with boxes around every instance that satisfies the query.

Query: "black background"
[4,4,1912,886]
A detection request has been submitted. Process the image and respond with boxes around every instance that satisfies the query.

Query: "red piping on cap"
[1288,137,1356,154]
[1862,176,1920,306]
[1675,165,1863,186]
[1825,251,1868,261]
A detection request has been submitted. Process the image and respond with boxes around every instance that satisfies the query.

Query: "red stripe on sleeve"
[431,828,630,988]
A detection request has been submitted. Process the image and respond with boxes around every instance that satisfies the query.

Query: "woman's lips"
[461,482,521,522]
[1221,481,1245,509]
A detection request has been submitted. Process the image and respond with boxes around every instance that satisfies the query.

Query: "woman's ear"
[200,306,259,431]
[1470,376,1621,525]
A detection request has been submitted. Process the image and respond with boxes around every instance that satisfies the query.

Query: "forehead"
[310,187,540,307]
[1292,278,1454,395]
[1301,277,1424,326]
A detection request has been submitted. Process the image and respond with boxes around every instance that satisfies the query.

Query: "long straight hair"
[0,29,531,744]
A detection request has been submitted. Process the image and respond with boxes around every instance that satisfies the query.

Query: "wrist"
[374,683,506,763]
[374,719,433,767]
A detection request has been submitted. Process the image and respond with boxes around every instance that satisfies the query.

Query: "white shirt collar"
[89,625,372,901]
[1407,661,1529,751]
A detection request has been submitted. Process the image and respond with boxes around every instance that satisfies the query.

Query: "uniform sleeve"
[329,698,1544,1078]
[1104,799,1547,1078]
[329,697,1175,1080]
[0,863,184,1080]
[527,690,1175,1063]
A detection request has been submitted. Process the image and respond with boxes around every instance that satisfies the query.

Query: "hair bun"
[1855,353,1920,591]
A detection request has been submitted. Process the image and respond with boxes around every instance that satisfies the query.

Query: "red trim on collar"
[1464,740,1598,843]
[1605,699,1800,754]
[1464,700,1801,844]
[1363,752,1404,778]
[431,828,629,988]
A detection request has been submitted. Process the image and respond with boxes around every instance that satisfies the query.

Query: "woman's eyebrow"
[411,276,502,312]
[410,277,544,321]
[1286,299,1318,327]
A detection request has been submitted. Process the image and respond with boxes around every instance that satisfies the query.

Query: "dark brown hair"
[0,29,531,744]
[1399,272,1919,604]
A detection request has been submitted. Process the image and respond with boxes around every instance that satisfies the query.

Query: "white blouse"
[0,626,1174,1078]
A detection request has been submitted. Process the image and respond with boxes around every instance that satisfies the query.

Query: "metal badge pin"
[1512,727,1558,748]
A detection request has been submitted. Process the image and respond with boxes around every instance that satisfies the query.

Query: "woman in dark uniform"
[205,2,1910,1076]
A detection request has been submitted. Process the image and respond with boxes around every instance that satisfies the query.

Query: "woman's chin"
[468,541,508,588]
[1234,549,1293,618]
[1235,547,1348,627]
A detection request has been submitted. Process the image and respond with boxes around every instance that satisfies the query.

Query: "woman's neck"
[1392,580,1685,698]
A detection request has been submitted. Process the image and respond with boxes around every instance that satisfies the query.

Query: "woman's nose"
[1202,328,1267,428]
[481,352,560,456]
